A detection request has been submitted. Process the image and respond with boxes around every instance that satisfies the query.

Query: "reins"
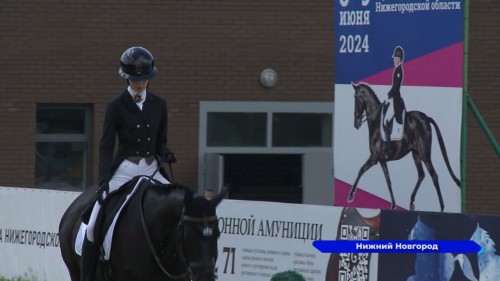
[139,179,187,280]
[137,159,216,280]
[138,159,186,279]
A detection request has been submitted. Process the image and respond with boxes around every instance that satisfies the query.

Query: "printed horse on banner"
[349,82,460,211]
[407,217,477,281]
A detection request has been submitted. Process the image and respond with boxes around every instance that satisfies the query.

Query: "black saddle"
[81,176,162,245]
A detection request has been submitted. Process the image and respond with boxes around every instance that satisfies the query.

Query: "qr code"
[338,225,370,280]
[340,225,370,240]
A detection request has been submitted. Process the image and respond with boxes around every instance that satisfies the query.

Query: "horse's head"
[408,217,435,240]
[352,82,380,129]
[471,223,495,254]
[180,188,227,281]
[352,82,366,129]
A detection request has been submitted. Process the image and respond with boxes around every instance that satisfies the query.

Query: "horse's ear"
[210,188,227,208]
[351,81,357,89]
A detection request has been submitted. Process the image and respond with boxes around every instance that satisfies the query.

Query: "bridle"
[139,182,218,280]
[354,89,383,125]
[179,214,219,278]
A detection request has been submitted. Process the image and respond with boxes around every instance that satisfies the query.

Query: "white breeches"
[86,158,170,242]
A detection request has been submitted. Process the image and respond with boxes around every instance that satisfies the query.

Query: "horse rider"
[383,46,406,158]
[81,46,177,281]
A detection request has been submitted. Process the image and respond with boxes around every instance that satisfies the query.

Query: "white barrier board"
[215,199,379,281]
[0,187,380,280]
[0,187,79,280]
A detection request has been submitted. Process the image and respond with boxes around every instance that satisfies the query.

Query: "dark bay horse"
[59,176,226,281]
[348,82,460,211]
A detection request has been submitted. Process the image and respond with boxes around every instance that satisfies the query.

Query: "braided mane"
[356,81,381,104]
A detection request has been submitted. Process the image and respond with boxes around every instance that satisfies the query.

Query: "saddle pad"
[380,109,406,141]
[75,176,148,260]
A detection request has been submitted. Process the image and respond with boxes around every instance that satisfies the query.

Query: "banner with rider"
[333,0,464,212]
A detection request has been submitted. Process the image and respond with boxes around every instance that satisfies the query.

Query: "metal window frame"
[35,104,92,190]
[198,101,334,191]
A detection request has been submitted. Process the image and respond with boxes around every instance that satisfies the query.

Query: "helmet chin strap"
[126,80,150,89]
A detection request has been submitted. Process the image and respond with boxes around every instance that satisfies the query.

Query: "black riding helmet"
[392,46,404,62]
[118,46,157,81]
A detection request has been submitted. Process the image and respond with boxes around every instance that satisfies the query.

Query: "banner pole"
[461,0,469,213]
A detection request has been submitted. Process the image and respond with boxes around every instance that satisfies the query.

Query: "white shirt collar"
[127,86,147,109]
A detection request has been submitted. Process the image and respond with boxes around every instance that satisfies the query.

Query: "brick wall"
[0,0,498,213]
[466,0,500,214]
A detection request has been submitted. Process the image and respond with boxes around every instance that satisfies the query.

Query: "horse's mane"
[145,181,192,193]
[145,182,217,217]
[129,179,189,199]
[356,81,381,104]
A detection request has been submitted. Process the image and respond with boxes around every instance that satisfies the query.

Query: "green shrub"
[270,270,306,281]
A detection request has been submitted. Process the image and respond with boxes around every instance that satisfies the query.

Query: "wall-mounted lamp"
[260,68,278,88]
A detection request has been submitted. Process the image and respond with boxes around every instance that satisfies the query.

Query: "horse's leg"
[423,159,444,212]
[417,117,445,211]
[409,152,425,211]
[348,157,377,203]
[378,161,396,210]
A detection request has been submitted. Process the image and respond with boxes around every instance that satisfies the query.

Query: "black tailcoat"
[98,89,168,183]
[387,63,406,123]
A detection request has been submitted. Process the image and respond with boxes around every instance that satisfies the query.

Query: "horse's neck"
[365,94,381,117]
[414,253,439,277]
[479,250,499,264]
[365,105,381,131]
[144,187,185,228]
[359,90,381,126]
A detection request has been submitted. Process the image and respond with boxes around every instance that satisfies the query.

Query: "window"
[272,113,332,147]
[35,104,92,191]
[199,101,334,202]
[207,112,267,147]
[201,102,332,149]
[224,154,303,203]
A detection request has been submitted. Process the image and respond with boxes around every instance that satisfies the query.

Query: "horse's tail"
[429,117,461,187]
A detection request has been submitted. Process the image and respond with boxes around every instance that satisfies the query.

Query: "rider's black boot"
[81,236,99,281]
[384,123,392,159]
[384,142,391,159]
